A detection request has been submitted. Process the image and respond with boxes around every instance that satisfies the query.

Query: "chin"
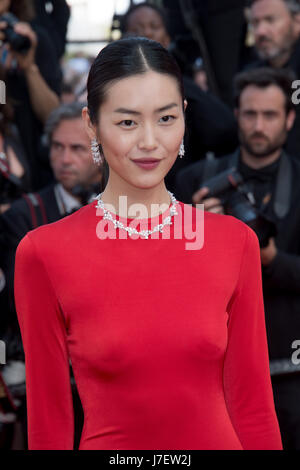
[128,176,165,190]
[250,149,273,158]
[60,180,77,191]
[132,182,163,191]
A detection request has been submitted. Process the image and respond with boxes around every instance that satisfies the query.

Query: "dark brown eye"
[118,120,135,127]
[160,115,175,123]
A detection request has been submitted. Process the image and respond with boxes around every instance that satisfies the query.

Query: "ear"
[286,108,296,131]
[183,99,188,112]
[82,107,97,141]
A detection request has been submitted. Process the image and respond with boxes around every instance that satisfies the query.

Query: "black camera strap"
[272,151,291,219]
[22,193,48,229]
[235,150,291,219]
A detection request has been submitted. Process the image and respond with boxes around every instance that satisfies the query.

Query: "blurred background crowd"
[0,0,300,450]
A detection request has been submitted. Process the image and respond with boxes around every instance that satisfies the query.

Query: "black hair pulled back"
[87,37,184,124]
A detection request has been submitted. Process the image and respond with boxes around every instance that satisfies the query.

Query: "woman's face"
[84,70,186,192]
[126,6,170,49]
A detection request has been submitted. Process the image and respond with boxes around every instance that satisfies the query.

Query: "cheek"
[168,118,185,144]
[166,135,182,154]
[102,137,133,164]
[239,120,251,133]
[274,121,288,136]
[99,125,134,159]
[277,19,291,41]
[155,28,165,40]
[77,153,93,168]
[50,154,59,168]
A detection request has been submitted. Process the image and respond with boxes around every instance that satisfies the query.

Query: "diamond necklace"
[94,191,179,239]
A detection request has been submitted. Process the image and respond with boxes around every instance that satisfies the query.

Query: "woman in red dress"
[14,37,282,450]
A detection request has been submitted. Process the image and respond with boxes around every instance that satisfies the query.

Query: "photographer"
[175,67,300,449]
[246,0,300,158]
[0,0,61,191]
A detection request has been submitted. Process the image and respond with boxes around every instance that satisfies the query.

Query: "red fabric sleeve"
[14,233,74,450]
[223,223,283,450]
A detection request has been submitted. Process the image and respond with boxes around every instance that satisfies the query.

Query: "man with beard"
[175,67,300,449]
[249,0,300,69]
[247,0,300,156]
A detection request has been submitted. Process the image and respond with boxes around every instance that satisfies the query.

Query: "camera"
[0,13,31,53]
[199,167,277,247]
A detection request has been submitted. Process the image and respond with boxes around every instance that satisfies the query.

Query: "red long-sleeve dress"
[14,199,282,450]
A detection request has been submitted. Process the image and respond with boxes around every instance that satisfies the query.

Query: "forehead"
[251,0,290,18]
[101,71,181,110]
[53,118,89,141]
[239,84,286,109]
[127,7,164,27]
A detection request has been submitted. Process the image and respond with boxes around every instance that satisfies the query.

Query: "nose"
[254,20,270,39]
[138,124,158,151]
[254,115,265,132]
[60,148,74,165]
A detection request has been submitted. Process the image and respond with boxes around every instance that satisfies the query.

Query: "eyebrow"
[51,140,86,148]
[113,103,179,115]
[242,109,278,113]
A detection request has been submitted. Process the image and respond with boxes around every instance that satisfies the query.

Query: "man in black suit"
[175,67,300,449]
[247,0,300,156]
[249,0,300,69]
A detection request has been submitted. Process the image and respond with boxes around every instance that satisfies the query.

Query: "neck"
[61,174,102,204]
[240,146,282,169]
[100,176,172,219]
[268,50,291,68]
[60,185,81,204]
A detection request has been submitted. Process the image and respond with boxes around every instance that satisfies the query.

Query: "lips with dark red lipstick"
[132,158,161,163]
[131,158,162,170]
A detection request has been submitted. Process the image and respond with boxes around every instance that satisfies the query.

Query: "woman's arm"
[223,223,283,450]
[14,233,74,450]
[24,62,60,124]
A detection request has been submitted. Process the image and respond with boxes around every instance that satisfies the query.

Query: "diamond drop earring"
[179,139,185,159]
[91,138,103,165]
